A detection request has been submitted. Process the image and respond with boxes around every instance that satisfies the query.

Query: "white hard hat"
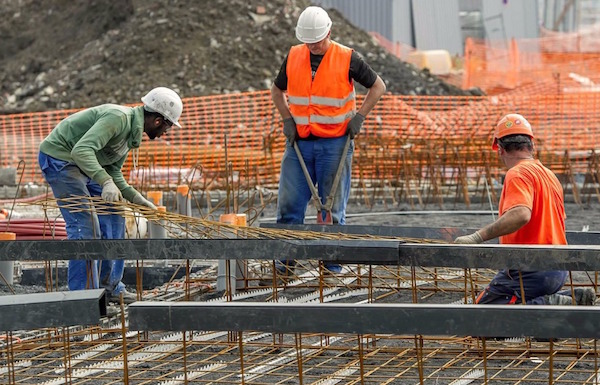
[141,87,183,128]
[295,6,332,44]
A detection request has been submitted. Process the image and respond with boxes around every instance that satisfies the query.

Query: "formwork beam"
[0,239,399,263]
[261,223,600,245]
[129,302,600,339]
[1,239,600,270]
[0,289,106,331]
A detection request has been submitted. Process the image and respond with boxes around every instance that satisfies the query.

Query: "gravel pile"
[0,0,479,115]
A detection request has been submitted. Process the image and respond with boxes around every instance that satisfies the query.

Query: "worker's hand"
[101,179,122,202]
[454,231,484,244]
[283,117,297,145]
[131,193,157,210]
[346,113,365,139]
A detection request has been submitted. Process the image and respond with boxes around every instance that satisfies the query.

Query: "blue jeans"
[277,136,353,271]
[277,136,353,225]
[38,152,126,295]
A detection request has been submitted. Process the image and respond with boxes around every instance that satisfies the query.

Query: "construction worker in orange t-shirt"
[454,113,595,306]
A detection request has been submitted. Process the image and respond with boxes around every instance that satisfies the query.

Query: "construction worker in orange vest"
[455,113,595,306]
[270,6,386,276]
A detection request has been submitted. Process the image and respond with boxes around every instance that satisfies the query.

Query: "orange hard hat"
[492,113,534,150]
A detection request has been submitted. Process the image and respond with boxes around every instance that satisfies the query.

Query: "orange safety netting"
[463,36,600,94]
[1,90,600,192]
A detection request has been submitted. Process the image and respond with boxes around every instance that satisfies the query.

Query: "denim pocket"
[39,152,72,182]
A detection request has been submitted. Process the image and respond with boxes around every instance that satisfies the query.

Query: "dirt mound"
[0,0,478,114]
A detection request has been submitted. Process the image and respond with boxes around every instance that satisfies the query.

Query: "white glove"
[101,179,122,202]
[131,193,157,210]
[454,231,484,244]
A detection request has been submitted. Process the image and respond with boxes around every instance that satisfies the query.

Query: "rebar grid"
[29,196,446,243]
[5,329,600,385]
[4,262,599,385]
[247,262,493,298]
[3,200,599,384]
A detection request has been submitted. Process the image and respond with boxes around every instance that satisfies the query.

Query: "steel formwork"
[2,227,600,384]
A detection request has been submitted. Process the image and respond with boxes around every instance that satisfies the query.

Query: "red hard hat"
[492,113,534,150]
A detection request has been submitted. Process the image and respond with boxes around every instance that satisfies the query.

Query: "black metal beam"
[129,302,600,339]
[1,239,600,270]
[260,223,600,245]
[0,289,106,331]
[0,239,400,264]
[396,243,600,270]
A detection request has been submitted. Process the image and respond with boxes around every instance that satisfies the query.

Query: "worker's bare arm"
[478,206,531,241]
[270,83,292,120]
[357,75,386,117]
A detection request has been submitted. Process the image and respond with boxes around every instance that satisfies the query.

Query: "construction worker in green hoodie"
[38,87,183,303]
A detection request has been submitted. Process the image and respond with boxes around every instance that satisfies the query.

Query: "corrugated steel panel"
[542,0,577,32]
[391,0,413,46]
[482,0,539,39]
[460,0,483,12]
[412,0,463,54]
[314,0,414,46]
[315,0,392,40]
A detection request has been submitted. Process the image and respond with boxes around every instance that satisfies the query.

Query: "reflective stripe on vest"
[288,96,310,106]
[311,111,355,124]
[293,116,309,125]
[288,91,356,135]
[311,91,355,107]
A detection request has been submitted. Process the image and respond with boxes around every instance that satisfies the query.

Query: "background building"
[314,0,600,54]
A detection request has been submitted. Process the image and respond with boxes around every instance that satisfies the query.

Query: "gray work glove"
[346,113,365,139]
[101,179,122,202]
[454,231,484,244]
[131,193,157,210]
[283,117,297,145]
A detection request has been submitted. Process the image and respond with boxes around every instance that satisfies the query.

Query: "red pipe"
[0,218,67,240]
[0,192,52,205]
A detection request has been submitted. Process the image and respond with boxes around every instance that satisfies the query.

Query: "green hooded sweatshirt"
[39,104,144,202]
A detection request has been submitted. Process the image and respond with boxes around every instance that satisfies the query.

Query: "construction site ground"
[2,199,600,384]
[2,1,600,383]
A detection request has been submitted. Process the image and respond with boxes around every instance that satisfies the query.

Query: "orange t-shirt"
[498,159,567,245]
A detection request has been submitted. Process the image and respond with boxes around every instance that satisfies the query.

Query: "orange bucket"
[176,185,189,196]
[0,232,16,241]
[0,232,16,284]
[147,191,164,206]
[219,213,238,225]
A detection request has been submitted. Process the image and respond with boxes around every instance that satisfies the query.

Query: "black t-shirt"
[273,50,377,91]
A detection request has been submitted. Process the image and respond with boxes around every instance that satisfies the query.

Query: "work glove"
[283,117,297,145]
[454,231,484,244]
[346,113,365,139]
[131,193,157,210]
[101,179,122,202]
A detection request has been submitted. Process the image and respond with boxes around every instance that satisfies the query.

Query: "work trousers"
[38,152,126,295]
[277,136,353,225]
[476,269,567,305]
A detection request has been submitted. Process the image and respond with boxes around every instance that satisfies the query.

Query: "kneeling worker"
[455,113,595,306]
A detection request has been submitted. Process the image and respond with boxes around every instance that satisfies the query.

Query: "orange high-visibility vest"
[286,42,356,138]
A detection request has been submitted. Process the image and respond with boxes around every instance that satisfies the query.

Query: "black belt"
[297,134,321,141]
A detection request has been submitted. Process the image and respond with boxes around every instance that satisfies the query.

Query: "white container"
[406,49,453,75]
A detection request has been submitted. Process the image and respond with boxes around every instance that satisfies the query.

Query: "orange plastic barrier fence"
[463,37,600,94]
[373,32,600,96]
[1,90,600,192]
